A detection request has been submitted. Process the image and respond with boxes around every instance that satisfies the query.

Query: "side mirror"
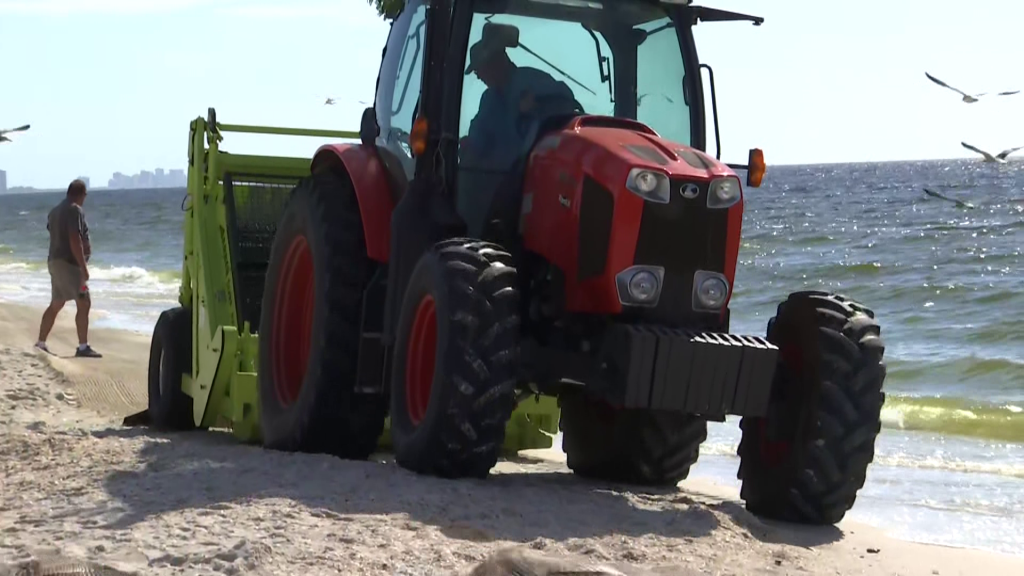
[359,106,379,147]
[746,148,765,187]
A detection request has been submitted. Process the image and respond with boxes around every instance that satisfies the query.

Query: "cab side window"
[388,3,427,159]
[373,0,426,159]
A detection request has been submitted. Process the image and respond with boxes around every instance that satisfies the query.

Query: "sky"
[1,0,1022,189]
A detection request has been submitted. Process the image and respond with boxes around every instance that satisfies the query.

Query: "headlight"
[625,168,670,204]
[615,265,664,307]
[634,171,658,193]
[692,270,730,310]
[627,270,659,303]
[707,176,741,209]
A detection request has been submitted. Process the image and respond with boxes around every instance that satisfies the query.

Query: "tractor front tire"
[560,390,708,487]
[737,290,886,525]
[146,306,195,431]
[257,170,387,459]
[389,239,521,479]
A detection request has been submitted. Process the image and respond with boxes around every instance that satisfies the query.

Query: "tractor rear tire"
[737,290,886,525]
[257,170,388,459]
[146,306,195,431]
[389,239,521,479]
[560,390,707,487]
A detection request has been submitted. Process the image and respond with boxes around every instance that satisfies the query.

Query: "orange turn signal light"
[410,116,429,156]
[746,148,766,188]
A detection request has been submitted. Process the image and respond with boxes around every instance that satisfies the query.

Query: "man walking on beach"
[35,179,102,358]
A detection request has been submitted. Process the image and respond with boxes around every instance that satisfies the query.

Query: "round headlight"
[696,276,729,309]
[714,178,739,203]
[633,171,659,194]
[628,270,659,303]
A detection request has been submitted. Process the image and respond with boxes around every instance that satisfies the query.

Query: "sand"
[1,300,1023,575]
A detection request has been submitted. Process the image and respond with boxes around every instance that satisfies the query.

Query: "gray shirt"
[47,198,91,265]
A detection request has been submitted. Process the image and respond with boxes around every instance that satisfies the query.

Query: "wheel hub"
[405,294,437,425]
[271,235,316,407]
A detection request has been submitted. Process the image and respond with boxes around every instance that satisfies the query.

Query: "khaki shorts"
[48,259,89,303]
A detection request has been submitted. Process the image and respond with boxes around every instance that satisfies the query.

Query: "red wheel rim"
[405,294,437,425]
[759,343,801,466]
[271,236,316,407]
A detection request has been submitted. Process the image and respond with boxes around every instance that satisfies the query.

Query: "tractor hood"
[571,120,737,182]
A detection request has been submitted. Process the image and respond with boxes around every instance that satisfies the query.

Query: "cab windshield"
[459,0,694,148]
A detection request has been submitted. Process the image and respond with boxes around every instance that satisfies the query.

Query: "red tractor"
[260,0,887,525]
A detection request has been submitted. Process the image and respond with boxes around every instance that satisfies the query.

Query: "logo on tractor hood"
[679,183,700,199]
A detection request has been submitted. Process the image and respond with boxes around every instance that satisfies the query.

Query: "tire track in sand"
[44,357,147,417]
[0,301,152,419]
[35,337,151,419]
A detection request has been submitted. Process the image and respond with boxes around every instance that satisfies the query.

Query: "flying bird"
[0,124,30,143]
[637,93,674,106]
[923,187,975,209]
[324,97,336,105]
[961,141,1023,163]
[925,72,1019,103]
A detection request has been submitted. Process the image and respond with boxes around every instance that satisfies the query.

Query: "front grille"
[629,178,729,327]
[576,175,615,281]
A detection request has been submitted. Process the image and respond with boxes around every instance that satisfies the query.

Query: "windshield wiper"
[518,42,597,96]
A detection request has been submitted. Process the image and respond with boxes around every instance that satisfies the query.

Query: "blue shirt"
[463,66,576,170]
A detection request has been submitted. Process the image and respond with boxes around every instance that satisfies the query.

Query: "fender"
[310,143,393,262]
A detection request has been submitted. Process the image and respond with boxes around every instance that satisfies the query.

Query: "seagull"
[0,124,30,143]
[923,187,975,209]
[637,93,674,105]
[324,97,336,105]
[961,141,1023,163]
[926,72,1020,103]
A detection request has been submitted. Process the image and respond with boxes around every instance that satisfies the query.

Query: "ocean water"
[1,159,1022,556]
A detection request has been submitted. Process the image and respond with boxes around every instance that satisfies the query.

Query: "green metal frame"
[174,109,560,453]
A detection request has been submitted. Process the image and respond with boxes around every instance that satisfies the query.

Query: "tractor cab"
[365,0,765,237]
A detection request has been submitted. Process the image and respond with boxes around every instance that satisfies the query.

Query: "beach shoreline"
[1,298,1023,575]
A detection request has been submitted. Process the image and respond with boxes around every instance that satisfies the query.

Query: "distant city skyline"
[108,167,186,190]
[0,166,186,194]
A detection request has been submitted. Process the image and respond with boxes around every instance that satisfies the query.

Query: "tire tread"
[561,392,708,487]
[737,291,886,525]
[259,170,387,459]
[394,239,521,478]
[147,307,195,431]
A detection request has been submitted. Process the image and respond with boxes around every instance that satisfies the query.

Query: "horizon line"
[2,154,1019,191]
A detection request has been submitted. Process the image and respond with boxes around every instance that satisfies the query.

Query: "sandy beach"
[1,300,1023,575]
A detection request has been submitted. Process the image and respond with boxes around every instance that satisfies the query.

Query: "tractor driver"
[458,25,578,237]
[459,26,577,171]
